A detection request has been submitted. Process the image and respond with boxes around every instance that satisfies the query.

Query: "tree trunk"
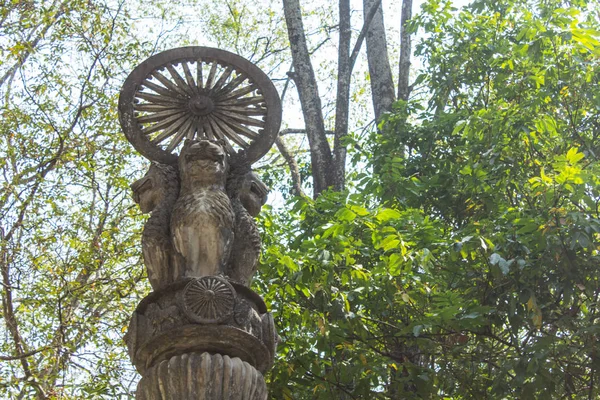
[363,0,396,121]
[398,0,413,102]
[332,0,352,191]
[282,0,334,197]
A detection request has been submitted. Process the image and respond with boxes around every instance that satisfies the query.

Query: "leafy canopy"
[259,0,600,397]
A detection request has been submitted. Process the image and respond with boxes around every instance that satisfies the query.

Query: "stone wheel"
[119,46,281,165]
[181,276,236,324]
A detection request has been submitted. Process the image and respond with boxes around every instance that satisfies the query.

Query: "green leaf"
[376,208,401,222]
[336,207,357,222]
[413,325,423,337]
[388,253,403,276]
[566,147,584,165]
[379,235,401,251]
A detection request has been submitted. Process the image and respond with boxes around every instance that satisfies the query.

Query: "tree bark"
[282,0,334,197]
[332,0,352,191]
[398,0,413,102]
[363,0,396,121]
[275,136,305,197]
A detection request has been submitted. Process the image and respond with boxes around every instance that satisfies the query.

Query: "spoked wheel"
[119,47,281,165]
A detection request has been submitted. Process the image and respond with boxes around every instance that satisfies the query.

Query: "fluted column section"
[137,353,267,400]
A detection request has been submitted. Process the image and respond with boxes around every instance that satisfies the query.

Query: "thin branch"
[0,347,55,361]
[280,128,334,135]
[0,0,65,89]
[275,136,305,197]
[349,0,383,70]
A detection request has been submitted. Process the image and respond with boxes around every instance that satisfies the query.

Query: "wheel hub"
[189,95,214,116]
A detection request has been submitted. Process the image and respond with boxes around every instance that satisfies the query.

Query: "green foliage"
[0,0,294,396]
[258,0,600,397]
[0,1,156,397]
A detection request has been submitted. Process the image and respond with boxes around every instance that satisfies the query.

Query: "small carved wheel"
[181,276,236,324]
[119,46,282,165]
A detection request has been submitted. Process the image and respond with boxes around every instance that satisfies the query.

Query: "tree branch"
[362,0,396,120]
[349,0,383,70]
[398,0,413,101]
[280,128,334,135]
[275,136,306,197]
[0,347,55,361]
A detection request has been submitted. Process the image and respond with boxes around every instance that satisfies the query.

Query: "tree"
[0,0,298,397]
[281,0,413,196]
[0,1,155,397]
[259,0,600,398]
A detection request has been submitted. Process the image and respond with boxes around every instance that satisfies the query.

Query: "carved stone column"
[118,47,282,399]
[125,277,277,399]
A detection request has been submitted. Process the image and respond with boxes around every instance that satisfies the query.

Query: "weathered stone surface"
[126,277,276,375]
[118,46,282,166]
[261,313,279,362]
[121,47,282,400]
[225,171,266,286]
[171,139,235,278]
[181,276,236,324]
[131,163,183,291]
[132,155,269,290]
[136,352,268,400]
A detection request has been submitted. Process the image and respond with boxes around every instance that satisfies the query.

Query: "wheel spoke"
[214,117,259,140]
[211,115,249,148]
[133,103,182,112]
[188,117,199,140]
[166,117,193,152]
[207,117,235,153]
[205,61,218,89]
[166,64,195,96]
[193,117,202,140]
[218,95,265,107]
[196,58,204,89]
[218,84,257,101]
[142,78,181,99]
[151,70,188,97]
[181,62,197,93]
[214,73,247,97]
[202,116,216,141]
[215,105,266,116]
[138,109,186,124]
[143,112,187,135]
[213,109,265,128]
[211,66,234,93]
[149,116,187,144]
[135,91,186,105]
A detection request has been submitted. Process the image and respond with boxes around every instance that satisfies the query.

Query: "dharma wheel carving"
[181,276,236,324]
[119,46,282,165]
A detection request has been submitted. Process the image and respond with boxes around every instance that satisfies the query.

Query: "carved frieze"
[126,277,276,375]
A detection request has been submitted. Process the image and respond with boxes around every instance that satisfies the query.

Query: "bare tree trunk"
[277,65,306,198]
[283,0,334,197]
[363,0,396,121]
[332,0,352,191]
[398,0,413,102]
[275,136,305,197]
[283,0,400,194]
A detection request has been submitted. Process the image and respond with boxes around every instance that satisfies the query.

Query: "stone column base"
[136,352,268,400]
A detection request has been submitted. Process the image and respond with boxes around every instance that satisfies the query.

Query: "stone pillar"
[125,277,277,399]
[118,46,282,399]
